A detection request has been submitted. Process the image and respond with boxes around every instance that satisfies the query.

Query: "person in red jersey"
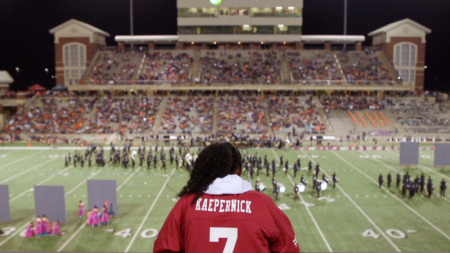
[154,142,299,253]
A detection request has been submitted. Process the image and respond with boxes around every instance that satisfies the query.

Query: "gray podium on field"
[34,185,67,223]
[399,142,420,167]
[87,180,118,215]
[434,143,450,168]
[0,185,11,222]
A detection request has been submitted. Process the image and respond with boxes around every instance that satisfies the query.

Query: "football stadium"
[0,0,450,252]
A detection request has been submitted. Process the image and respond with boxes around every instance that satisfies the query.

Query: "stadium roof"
[49,19,110,37]
[115,35,179,44]
[0,71,14,84]
[301,35,365,44]
[368,18,432,36]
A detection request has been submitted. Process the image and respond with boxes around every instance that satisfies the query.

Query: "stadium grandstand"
[3,2,450,252]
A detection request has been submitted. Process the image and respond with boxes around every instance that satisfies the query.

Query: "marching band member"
[51,220,60,236]
[378,174,384,188]
[294,184,300,200]
[440,179,447,197]
[308,161,312,175]
[427,177,433,197]
[396,173,401,188]
[101,205,109,226]
[78,200,85,218]
[332,172,338,189]
[387,173,392,188]
[25,222,34,238]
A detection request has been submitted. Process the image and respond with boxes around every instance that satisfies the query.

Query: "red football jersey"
[154,191,299,253]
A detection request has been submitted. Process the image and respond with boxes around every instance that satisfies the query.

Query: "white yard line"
[373,151,450,203]
[65,166,109,195]
[9,165,73,202]
[332,150,450,241]
[0,218,34,247]
[300,149,400,252]
[272,149,333,252]
[124,167,176,253]
[0,150,46,170]
[0,158,58,184]
[57,166,142,252]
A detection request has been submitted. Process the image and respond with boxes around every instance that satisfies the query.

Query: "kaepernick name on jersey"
[195,198,252,213]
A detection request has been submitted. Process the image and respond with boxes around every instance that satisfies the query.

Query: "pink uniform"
[25,224,34,238]
[35,218,43,235]
[92,209,101,226]
[101,207,109,223]
[87,211,94,226]
[79,203,85,216]
[52,222,60,235]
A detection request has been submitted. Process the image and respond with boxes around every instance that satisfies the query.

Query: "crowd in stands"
[201,51,280,85]
[138,52,193,85]
[90,97,161,134]
[268,96,325,134]
[339,49,394,85]
[2,97,90,134]
[217,95,267,134]
[159,97,213,134]
[320,94,386,111]
[286,51,341,84]
[86,51,139,85]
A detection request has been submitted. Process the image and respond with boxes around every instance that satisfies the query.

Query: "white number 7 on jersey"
[210,227,238,253]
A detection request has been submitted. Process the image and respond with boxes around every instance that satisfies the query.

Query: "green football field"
[0,144,449,252]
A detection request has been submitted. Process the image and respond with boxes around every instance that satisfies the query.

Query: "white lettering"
[213,199,219,212]
[245,201,252,213]
[208,199,214,212]
[219,200,225,212]
[201,198,208,211]
[195,198,202,210]
[225,200,231,212]
[231,199,237,212]
[240,200,245,213]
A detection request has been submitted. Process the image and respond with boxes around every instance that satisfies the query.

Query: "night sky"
[0,0,449,91]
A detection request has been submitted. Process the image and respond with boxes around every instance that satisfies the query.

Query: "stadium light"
[278,24,285,28]
[283,42,286,44]
[424,66,427,69]
[243,24,249,28]
[214,41,217,44]
[238,42,241,44]
[191,42,194,44]
[288,7,295,10]
[276,7,282,10]
[261,42,264,44]
[45,68,49,73]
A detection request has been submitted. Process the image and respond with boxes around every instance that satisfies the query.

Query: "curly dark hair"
[177,142,242,204]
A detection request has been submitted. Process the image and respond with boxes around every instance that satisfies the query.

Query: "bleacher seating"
[268,96,325,134]
[200,50,281,85]
[159,96,213,134]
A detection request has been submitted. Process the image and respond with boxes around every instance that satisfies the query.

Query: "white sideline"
[300,150,400,252]
[0,149,46,170]
[331,151,450,241]
[9,164,73,202]
[0,157,58,184]
[271,149,333,252]
[124,167,176,253]
[57,166,143,252]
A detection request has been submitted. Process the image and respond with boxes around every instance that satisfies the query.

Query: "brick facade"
[373,37,426,93]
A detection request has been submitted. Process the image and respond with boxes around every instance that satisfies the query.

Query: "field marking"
[0,218,34,247]
[0,154,55,184]
[124,167,176,253]
[57,166,143,252]
[370,151,450,204]
[57,223,86,252]
[300,150,401,252]
[0,150,46,170]
[332,151,450,241]
[66,166,109,195]
[272,149,333,252]
[9,165,73,202]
